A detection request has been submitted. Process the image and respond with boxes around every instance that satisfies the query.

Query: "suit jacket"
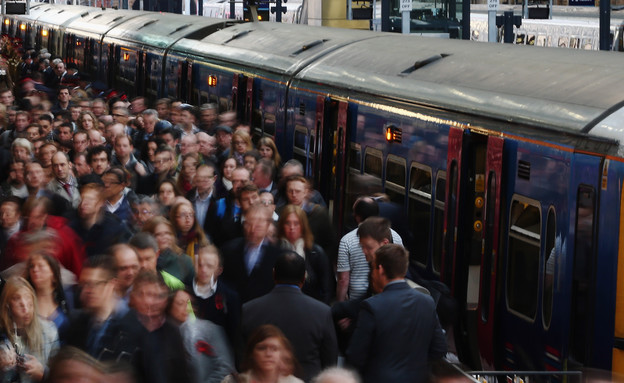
[220,238,281,303]
[242,285,338,382]
[185,188,219,241]
[346,281,447,383]
[46,178,81,208]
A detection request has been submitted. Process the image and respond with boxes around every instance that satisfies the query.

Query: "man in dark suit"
[242,251,338,382]
[185,162,219,242]
[346,244,447,383]
[220,204,282,303]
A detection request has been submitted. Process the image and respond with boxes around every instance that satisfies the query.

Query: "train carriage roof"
[295,33,624,136]
[30,4,101,27]
[63,8,145,37]
[103,14,235,49]
[173,22,378,74]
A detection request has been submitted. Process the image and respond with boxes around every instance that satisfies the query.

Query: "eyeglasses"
[154,158,171,165]
[176,213,194,220]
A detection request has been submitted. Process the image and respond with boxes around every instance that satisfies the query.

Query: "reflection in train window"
[342,144,362,231]
[543,207,556,329]
[364,148,383,182]
[432,172,445,274]
[409,164,432,267]
[385,155,406,205]
[570,37,579,49]
[528,35,535,45]
[293,125,308,167]
[264,112,276,137]
[349,143,361,172]
[558,37,568,47]
[582,38,593,50]
[507,197,541,321]
[516,33,525,44]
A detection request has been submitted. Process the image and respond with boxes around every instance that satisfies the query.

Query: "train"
[4,2,624,377]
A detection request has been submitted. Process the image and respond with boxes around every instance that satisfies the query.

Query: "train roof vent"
[169,24,191,35]
[137,19,158,30]
[399,53,450,76]
[92,14,103,19]
[110,16,124,23]
[80,11,90,17]
[518,160,531,180]
[222,29,252,44]
[290,39,328,57]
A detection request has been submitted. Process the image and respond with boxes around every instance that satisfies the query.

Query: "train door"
[313,96,350,231]
[443,127,504,369]
[232,73,246,118]
[567,154,602,369]
[178,59,192,102]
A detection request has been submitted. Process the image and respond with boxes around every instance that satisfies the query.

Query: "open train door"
[443,127,504,369]
[313,96,349,233]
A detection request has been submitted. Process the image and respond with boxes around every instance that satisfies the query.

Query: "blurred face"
[283,213,302,244]
[52,152,71,181]
[286,180,307,207]
[54,62,66,76]
[180,136,197,156]
[74,155,91,177]
[258,145,273,160]
[154,152,172,175]
[243,209,270,246]
[0,202,20,229]
[112,109,128,125]
[240,191,259,212]
[81,113,94,130]
[73,133,88,153]
[180,110,194,127]
[147,142,158,162]
[91,101,105,117]
[102,174,124,201]
[359,236,387,264]
[253,337,283,374]
[133,202,154,228]
[58,88,70,103]
[200,108,217,127]
[27,204,47,231]
[58,127,72,142]
[38,119,52,135]
[231,168,250,194]
[12,146,29,161]
[0,90,14,106]
[222,158,236,180]
[89,152,109,176]
[25,163,44,189]
[232,137,248,154]
[70,107,81,122]
[114,136,133,159]
[136,247,158,271]
[132,281,168,320]
[143,115,156,134]
[196,251,221,285]
[153,223,174,250]
[181,157,197,181]
[79,189,103,219]
[9,288,34,328]
[244,156,257,173]
[161,133,175,149]
[158,183,176,206]
[87,130,103,148]
[79,267,113,311]
[29,255,54,289]
[15,114,29,131]
[175,203,195,235]
[114,248,140,292]
[26,126,40,142]
[170,290,190,323]
[169,108,181,125]
[197,133,216,157]
[216,131,231,150]
[156,103,169,120]
[39,145,57,167]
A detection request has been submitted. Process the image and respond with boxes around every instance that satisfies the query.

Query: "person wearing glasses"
[170,199,209,263]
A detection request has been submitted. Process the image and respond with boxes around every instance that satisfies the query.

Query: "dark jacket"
[157,248,194,287]
[346,281,447,383]
[70,211,133,258]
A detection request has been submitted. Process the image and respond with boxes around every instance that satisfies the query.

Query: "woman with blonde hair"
[170,199,209,262]
[77,110,97,131]
[0,276,59,382]
[277,205,332,304]
[142,216,195,286]
[257,136,282,171]
[230,130,253,166]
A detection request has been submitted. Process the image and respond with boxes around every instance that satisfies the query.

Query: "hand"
[0,345,16,371]
[337,318,352,331]
[21,354,44,381]
[135,162,146,176]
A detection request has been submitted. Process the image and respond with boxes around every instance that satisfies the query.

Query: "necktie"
[62,183,72,197]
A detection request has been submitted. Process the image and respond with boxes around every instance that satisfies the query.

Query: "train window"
[364,148,383,184]
[432,172,445,274]
[543,206,556,330]
[506,196,541,321]
[219,97,229,113]
[348,143,361,172]
[264,113,276,137]
[570,37,580,49]
[480,171,497,322]
[409,164,433,267]
[385,155,406,205]
[569,186,596,365]
[558,37,568,48]
[537,35,546,46]
[293,125,309,167]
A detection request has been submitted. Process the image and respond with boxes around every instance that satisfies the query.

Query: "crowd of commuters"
[0,42,462,383]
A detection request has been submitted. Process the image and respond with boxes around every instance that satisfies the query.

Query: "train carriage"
[5,6,624,376]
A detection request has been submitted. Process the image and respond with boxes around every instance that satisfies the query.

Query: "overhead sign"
[487,0,499,11]
[400,0,412,12]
